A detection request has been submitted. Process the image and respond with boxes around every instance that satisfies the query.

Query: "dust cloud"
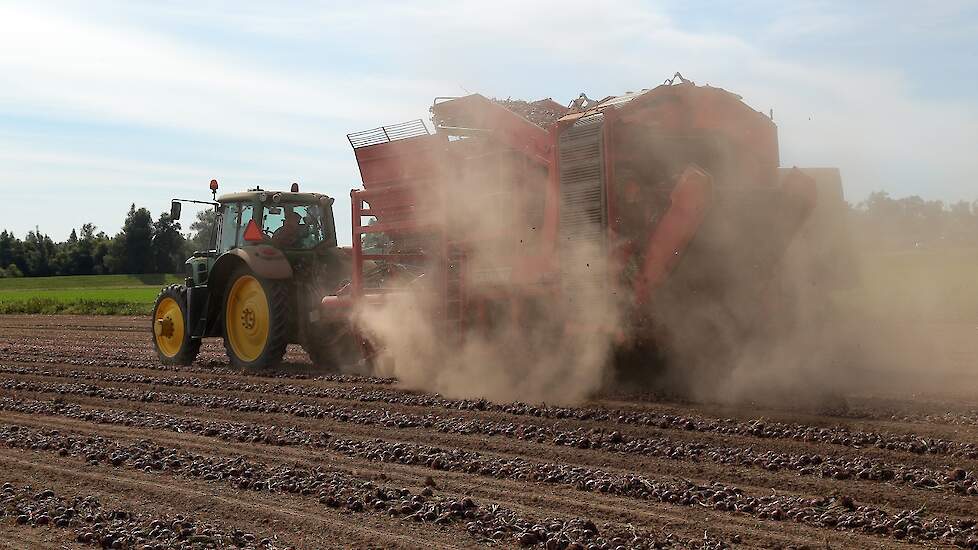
[354,269,618,405]
[641,175,968,410]
[347,123,960,409]
[351,149,621,405]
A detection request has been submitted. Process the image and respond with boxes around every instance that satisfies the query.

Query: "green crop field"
[0,248,974,319]
[0,274,182,315]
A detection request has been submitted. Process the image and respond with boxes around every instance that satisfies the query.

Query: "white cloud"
[0,3,444,141]
[0,0,975,240]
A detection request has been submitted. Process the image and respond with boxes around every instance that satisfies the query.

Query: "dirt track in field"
[1,315,977,549]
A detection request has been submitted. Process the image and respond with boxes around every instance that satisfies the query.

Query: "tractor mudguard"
[186,285,209,338]
[217,246,294,281]
[204,246,293,337]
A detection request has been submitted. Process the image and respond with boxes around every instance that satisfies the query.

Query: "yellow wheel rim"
[225,275,270,363]
[154,297,184,358]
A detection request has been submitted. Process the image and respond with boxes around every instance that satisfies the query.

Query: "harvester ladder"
[558,113,607,302]
[444,243,465,345]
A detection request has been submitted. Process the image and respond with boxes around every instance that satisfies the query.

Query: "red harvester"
[332,74,851,371]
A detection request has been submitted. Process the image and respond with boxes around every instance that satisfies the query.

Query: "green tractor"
[151,180,356,370]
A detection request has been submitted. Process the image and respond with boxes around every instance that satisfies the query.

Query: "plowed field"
[1,315,977,549]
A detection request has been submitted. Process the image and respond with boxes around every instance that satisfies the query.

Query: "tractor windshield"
[262,204,328,249]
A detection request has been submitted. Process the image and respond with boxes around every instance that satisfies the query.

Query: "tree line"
[848,192,978,251]
[0,205,216,278]
[0,192,975,278]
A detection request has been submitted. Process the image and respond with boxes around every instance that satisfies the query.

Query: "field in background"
[0,274,181,315]
[0,248,975,318]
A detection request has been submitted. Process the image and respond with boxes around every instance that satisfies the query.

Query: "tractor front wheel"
[151,285,201,365]
[223,268,289,370]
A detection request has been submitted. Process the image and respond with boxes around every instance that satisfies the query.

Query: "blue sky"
[1,0,976,242]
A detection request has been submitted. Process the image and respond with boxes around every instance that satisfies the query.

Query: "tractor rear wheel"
[151,285,201,365]
[222,268,289,370]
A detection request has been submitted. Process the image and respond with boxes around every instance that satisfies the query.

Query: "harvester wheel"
[222,268,289,370]
[302,324,359,371]
[303,340,337,370]
[151,284,201,366]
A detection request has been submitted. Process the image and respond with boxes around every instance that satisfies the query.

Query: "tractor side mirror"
[170,200,182,220]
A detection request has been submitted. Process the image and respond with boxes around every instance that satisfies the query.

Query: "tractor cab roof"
[217,190,335,205]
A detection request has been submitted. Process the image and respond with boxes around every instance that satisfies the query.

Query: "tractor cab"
[214,190,338,254]
[153,181,355,371]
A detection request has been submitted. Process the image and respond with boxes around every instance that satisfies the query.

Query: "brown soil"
[0,314,976,549]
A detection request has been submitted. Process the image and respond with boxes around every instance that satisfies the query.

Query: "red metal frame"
[350,189,364,298]
[430,94,553,166]
[347,95,564,333]
[349,140,462,346]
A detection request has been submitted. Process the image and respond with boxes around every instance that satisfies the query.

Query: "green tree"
[23,229,57,276]
[947,200,977,245]
[0,263,22,278]
[152,212,185,273]
[92,237,111,274]
[73,223,98,275]
[187,208,219,253]
[853,191,973,251]
[110,204,155,274]
[0,231,18,270]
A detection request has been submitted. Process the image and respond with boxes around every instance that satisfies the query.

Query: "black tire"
[222,267,289,370]
[151,284,201,366]
[302,323,359,371]
[302,339,336,370]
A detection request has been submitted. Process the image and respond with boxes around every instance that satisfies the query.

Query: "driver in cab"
[271,210,306,248]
